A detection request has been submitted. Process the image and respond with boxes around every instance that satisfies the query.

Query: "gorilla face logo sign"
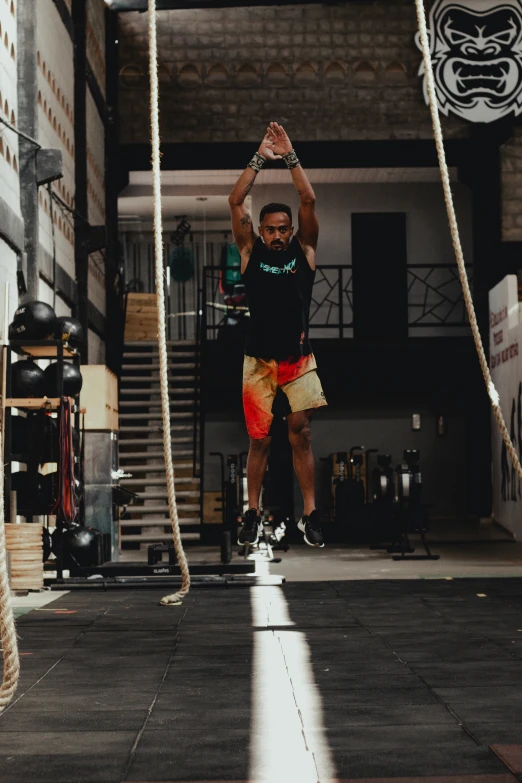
[416,0,522,122]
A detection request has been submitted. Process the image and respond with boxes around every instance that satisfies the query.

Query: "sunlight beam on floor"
[249,586,336,783]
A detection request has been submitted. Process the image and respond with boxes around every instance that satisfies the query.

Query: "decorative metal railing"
[407,264,472,329]
[201,263,472,339]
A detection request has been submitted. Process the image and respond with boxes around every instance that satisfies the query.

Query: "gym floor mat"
[1,580,522,782]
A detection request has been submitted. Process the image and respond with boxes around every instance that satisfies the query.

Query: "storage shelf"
[8,340,78,358]
[5,397,75,410]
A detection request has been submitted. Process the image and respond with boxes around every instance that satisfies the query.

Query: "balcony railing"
[202,263,472,340]
[407,264,472,329]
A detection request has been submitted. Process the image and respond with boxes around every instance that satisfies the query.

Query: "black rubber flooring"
[2,579,522,782]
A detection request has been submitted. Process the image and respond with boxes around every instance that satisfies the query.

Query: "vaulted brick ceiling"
[110,0,343,9]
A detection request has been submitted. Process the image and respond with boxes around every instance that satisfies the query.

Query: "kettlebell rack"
[2,339,82,581]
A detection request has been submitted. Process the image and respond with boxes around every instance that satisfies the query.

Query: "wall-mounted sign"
[416,0,522,123]
[489,275,522,538]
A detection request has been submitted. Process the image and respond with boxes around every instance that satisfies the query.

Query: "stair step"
[119,438,193,448]
[119,413,194,421]
[121,477,199,487]
[123,352,196,359]
[120,532,200,542]
[119,438,193,447]
[119,425,193,434]
[120,462,193,473]
[120,517,201,527]
[121,376,197,384]
[123,501,198,513]
[132,492,199,500]
[129,489,199,500]
[119,449,192,459]
[119,400,195,409]
[121,363,196,371]
[120,388,196,396]
[124,340,195,347]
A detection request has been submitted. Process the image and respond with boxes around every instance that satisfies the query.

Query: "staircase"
[118,340,201,548]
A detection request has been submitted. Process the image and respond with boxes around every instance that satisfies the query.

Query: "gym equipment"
[220,242,242,295]
[369,454,396,550]
[238,451,249,516]
[8,301,57,341]
[42,528,52,562]
[51,524,68,559]
[10,360,45,398]
[11,415,27,456]
[38,471,58,513]
[329,451,349,532]
[348,447,366,511]
[387,450,440,561]
[10,470,58,516]
[54,316,84,349]
[44,362,83,397]
[62,525,104,572]
[170,216,191,246]
[10,472,31,513]
[327,448,378,543]
[148,5,191,606]
[211,450,286,563]
[210,452,240,564]
[169,245,195,283]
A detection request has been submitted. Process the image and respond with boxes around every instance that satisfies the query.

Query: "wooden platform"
[124,293,159,342]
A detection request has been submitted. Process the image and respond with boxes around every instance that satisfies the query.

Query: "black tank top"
[242,236,315,360]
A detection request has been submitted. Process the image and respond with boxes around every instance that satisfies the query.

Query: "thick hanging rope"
[148,0,191,605]
[415,0,522,485]
[0,429,20,710]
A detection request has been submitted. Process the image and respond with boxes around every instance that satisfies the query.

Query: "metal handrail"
[202,262,472,335]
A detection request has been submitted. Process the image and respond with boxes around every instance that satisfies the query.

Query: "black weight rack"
[2,339,82,580]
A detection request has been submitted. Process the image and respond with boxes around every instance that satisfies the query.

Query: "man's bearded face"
[417,0,522,122]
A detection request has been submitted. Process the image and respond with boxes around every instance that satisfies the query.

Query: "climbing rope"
[414,0,522,485]
[0,429,20,710]
[148,0,191,605]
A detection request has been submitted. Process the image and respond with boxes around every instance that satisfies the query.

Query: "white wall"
[0,237,19,339]
[0,0,20,213]
[37,0,76,281]
[250,181,473,338]
[251,181,472,268]
[37,278,72,317]
[88,328,105,364]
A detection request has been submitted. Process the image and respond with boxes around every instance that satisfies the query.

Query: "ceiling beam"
[109,0,362,10]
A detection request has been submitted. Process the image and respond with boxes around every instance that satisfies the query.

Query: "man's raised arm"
[267,122,318,269]
[228,133,280,271]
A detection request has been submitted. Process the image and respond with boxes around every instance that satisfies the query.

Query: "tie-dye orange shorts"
[243,353,327,439]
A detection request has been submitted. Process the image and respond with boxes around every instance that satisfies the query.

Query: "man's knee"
[288,417,312,449]
[249,435,271,453]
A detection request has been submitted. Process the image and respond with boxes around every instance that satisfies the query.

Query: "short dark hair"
[259,203,292,224]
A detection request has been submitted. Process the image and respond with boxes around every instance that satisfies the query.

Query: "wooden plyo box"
[124,293,158,341]
[81,365,118,430]
[203,491,223,524]
[5,523,43,591]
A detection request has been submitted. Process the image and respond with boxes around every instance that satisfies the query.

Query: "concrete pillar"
[17,0,39,301]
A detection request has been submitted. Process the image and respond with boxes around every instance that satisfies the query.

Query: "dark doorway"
[352,212,408,339]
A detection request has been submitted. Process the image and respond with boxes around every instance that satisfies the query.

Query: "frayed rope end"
[160,594,183,606]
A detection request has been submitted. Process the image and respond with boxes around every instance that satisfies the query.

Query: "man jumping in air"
[228,122,327,548]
